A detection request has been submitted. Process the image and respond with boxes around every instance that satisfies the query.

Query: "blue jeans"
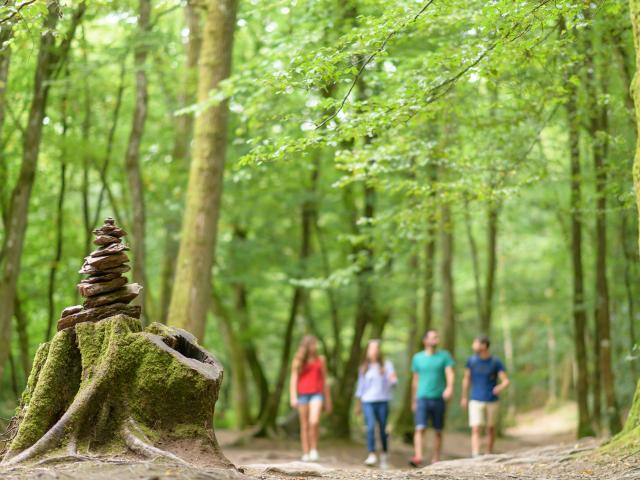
[415,397,445,431]
[298,393,324,405]
[362,401,389,452]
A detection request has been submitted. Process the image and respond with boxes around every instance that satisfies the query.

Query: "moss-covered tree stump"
[1,315,228,466]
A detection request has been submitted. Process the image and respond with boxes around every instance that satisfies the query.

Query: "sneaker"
[364,452,377,466]
[301,453,310,462]
[409,456,422,468]
[379,453,389,470]
[309,449,319,461]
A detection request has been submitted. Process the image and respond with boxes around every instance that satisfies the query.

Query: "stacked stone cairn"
[57,217,143,331]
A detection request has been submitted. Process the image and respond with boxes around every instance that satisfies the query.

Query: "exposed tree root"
[2,375,102,465]
[34,454,92,466]
[121,418,189,466]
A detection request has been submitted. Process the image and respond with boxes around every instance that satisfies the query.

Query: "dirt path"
[1,404,637,479]
[0,437,637,480]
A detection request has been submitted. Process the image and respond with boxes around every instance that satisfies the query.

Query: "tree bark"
[211,288,251,428]
[565,56,593,437]
[617,0,640,440]
[329,182,377,438]
[0,1,84,382]
[80,27,92,253]
[0,9,14,231]
[13,295,30,380]
[481,203,498,334]
[46,72,69,340]
[440,201,456,356]
[125,0,151,321]
[620,211,638,381]
[159,2,202,323]
[168,0,238,340]
[585,28,622,435]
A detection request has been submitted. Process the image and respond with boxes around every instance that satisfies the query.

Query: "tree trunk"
[441,201,456,356]
[565,51,593,437]
[92,60,126,231]
[256,170,314,435]
[13,295,30,381]
[168,0,238,340]
[124,0,151,321]
[80,27,92,253]
[620,0,640,440]
[546,315,557,405]
[329,183,377,438]
[481,203,498,335]
[0,10,14,229]
[620,211,638,380]
[159,3,202,323]
[211,289,251,428]
[585,30,622,435]
[230,245,269,420]
[0,1,83,382]
[395,167,437,441]
[46,74,69,341]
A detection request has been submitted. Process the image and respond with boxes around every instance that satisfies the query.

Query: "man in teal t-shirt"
[409,329,455,467]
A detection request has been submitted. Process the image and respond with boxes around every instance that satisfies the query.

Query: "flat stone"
[93,225,127,238]
[79,252,128,273]
[60,305,83,318]
[84,272,123,283]
[78,276,127,297]
[90,242,129,258]
[57,304,141,331]
[83,283,142,309]
[93,235,120,246]
[101,264,131,274]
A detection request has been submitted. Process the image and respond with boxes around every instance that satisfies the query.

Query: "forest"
[0,0,639,479]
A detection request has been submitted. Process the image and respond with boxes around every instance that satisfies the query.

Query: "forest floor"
[1,403,639,479]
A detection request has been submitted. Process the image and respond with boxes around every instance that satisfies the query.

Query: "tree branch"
[315,0,436,128]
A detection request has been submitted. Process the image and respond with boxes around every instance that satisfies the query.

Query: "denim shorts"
[415,397,446,431]
[298,393,324,405]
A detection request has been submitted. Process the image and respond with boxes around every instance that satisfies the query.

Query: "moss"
[600,381,640,455]
[127,334,216,429]
[6,314,224,463]
[170,423,211,439]
[9,330,81,451]
[18,342,51,409]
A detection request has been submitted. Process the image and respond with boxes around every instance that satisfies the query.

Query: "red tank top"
[297,357,324,395]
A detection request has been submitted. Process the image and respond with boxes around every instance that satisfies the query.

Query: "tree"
[624,0,640,442]
[168,0,238,340]
[585,19,622,435]
[564,39,593,437]
[124,0,151,320]
[0,1,85,383]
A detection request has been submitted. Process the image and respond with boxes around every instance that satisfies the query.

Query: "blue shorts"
[415,397,445,431]
[298,393,324,405]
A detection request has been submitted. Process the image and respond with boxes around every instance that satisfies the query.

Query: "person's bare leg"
[471,426,482,456]
[308,400,323,452]
[413,428,425,461]
[432,431,442,463]
[487,426,496,454]
[298,404,310,454]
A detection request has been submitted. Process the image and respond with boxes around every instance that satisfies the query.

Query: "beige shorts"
[469,400,499,427]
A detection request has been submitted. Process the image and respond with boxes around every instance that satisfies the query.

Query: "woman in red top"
[290,335,332,462]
